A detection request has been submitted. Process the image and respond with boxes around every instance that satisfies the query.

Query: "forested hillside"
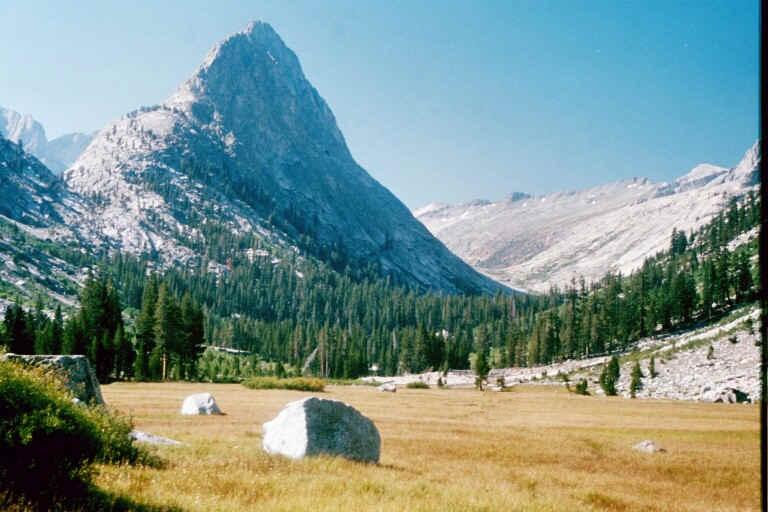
[0,190,759,381]
[518,191,760,366]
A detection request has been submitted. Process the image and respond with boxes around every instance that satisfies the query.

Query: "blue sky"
[0,0,759,207]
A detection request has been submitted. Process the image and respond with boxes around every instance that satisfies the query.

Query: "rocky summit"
[415,143,759,292]
[0,106,92,174]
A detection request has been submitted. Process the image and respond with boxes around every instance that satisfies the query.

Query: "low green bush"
[242,376,326,392]
[405,381,430,389]
[573,378,590,395]
[0,359,151,507]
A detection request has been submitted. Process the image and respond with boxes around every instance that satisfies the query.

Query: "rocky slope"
[0,106,93,174]
[365,305,761,403]
[0,137,95,311]
[64,21,501,294]
[416,143,759,292]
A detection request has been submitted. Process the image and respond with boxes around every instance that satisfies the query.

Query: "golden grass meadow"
[96,383,759,512]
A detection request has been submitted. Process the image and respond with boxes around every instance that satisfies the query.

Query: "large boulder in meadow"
[1,353,104,404]
[262,397,380,463]
[180,392,223,415]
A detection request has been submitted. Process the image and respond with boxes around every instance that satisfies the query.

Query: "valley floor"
[97,382,759,511]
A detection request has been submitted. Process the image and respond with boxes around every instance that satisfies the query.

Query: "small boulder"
[377,382,396,393]
[2,354,104,404]
[130,430,183,446]
[181,392,223,415]
[713,388,750,404]
[633,440,666,453]
[262,397,380,463]
[702,387,750,404]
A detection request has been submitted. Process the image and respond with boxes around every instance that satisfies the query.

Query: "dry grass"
[96,383,759,511]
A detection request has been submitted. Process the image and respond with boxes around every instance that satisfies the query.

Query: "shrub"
[0,359,149,507]
[324,378,378,386]
[242,376,325,392]
[574,379,589,395]
[648,356,658,378]
[406,381,430,389]
[728,335,738,344]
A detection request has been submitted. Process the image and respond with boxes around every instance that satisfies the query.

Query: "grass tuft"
[242,376,326,392]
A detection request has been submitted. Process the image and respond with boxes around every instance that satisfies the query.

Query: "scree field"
[96,383,759,512]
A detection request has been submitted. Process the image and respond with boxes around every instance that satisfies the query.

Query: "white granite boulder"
[262,397,380,463]
[377,382,396,393]
[633,440,666,453]
[2,354,104,404]
[180,392,223,415]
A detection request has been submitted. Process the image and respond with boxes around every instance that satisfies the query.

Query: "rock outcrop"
[262,397,380,463]
[180,392,224,415]
[1,354,104,404]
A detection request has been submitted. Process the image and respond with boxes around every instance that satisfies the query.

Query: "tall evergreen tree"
[3,303,34,354]
[133,278,158,380]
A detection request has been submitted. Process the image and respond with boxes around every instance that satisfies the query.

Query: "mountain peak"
[167,21,298,110]
[732,140,760,178]
[242,20,279,38]
[67,21,503,294]
[1,106,92,174]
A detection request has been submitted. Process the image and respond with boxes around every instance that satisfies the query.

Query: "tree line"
[1,191,759,381]
[1,274,204,382]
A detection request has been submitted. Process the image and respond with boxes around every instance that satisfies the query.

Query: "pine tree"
[134,279,158,380]
[51,305,64,353]
[113,325,134,379]
[34,322,56,355]
[648,355,658,378]
[599,355,620,396]
[153,283,179,380]
[62,316,87,355]
[734,251,754,302]
[4,303,34,354]
[629,360,643,398]
[180,294,205,380]
[472,326,489,389]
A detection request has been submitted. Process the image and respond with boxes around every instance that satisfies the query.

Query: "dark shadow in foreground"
[1,485,183,512]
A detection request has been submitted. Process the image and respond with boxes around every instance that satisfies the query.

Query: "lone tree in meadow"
[599,355,620,396]
[629,360,644,398]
